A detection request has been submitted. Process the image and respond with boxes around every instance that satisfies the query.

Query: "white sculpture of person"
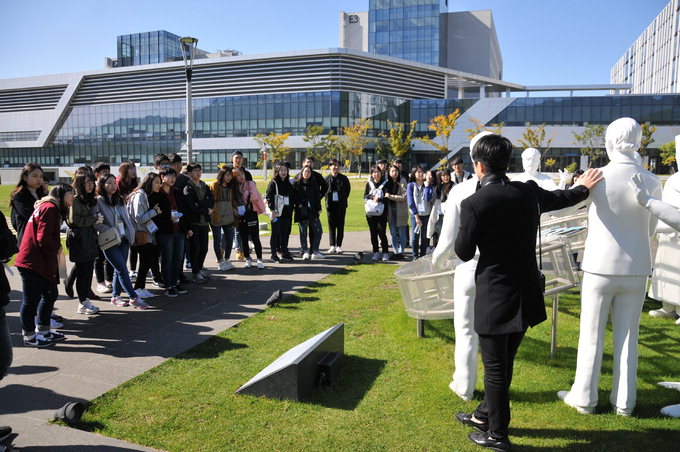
[629,172,680,418]
[511,148,560,190]
[432,130,493,401]
[558,117,662,416]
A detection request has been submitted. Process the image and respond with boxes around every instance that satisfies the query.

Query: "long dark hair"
[216,165,234,186]
[49,183,74,221]
[73,174,97,207]
[273,162,290,183]
[436,169,453,201]
[409,165,424,183]
[97,174,123,206]
[9,162,45,205]
[131,172,160,197]
[369,165,383,183]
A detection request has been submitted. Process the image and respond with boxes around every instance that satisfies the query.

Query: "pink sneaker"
[129,297,149,310]
[110,295,129,307]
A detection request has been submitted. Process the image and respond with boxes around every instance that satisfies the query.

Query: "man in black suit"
[453,134,602,450]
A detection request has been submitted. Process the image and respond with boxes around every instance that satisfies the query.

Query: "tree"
[254,132,291,165]
[517,123,554,159]
[302,125,339,163]
[416,109,461,154]
[639,123,656,157]
[544,158,557,171]
[465,117,504,140]
[572,125,605,168]
[659,140,676,167]
[380,120,417,159]
[341,118,372,175]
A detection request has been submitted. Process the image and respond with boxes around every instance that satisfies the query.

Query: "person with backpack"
[15,184,74,347]
[364,165,389,262]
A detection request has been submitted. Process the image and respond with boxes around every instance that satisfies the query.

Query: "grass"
[78,264,680,451]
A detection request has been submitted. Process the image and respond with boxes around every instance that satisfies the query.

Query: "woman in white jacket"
[94,174,148,309]
[127,172,162,299]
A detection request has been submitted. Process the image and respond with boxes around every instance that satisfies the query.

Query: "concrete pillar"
[458,85,464,99]
[479,85,486,98]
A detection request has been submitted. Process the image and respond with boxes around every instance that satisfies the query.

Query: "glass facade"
[368,0,447,66]
[0,131,41,141]
[489,95,680,126]
[117,30,183,67]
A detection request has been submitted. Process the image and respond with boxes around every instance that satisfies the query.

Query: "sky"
[0,0,672,86]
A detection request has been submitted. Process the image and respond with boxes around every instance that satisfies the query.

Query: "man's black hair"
[168,153,182,164]
[94,162,110,174]
[159,168,177,178]
[153,153,169,168]
[472,134,513,174]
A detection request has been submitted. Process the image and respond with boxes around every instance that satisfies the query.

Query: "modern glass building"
[117,30,185,67]
[368,0,447,66]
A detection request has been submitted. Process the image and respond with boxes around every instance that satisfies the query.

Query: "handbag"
[214,200,235,226]
[243,194,259,228]
[365,180,387,216]
[133,230,148,247]
[0,225,18,263]
[66,226,98,263]
[98,226,122,251]
[266,181,285,218]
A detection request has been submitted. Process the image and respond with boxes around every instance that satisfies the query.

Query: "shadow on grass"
[512,427,680,451]
[302,354,387,411]
[174,335,248,360]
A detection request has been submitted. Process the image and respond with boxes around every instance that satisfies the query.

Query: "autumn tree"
[302,125,340,163]
[380,120,417,159]
[465,117,504,140]
[659,140,676,168]
[517,123,554,159]
[639,123,656,157]
[572,125,605,168]
[341,118,372,175]
[254,132,291,165]
[417,109,461,154]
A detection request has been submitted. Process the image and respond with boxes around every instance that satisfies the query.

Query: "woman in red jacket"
[15,183,74,348]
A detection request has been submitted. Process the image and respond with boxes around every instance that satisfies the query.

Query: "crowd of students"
[1,151,471,348]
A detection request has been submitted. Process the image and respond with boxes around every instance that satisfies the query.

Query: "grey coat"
[127,190,158,244]
[94,196,136,245]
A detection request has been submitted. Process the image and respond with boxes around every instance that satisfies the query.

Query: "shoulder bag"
[365,180,387,216]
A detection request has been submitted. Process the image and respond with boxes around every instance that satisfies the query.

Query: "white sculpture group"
[433,117,680,417]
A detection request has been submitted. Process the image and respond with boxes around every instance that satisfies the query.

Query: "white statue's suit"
[432,131,492,401]
[562,118,662,416]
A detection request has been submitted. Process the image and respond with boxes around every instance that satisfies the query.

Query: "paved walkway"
[0,231,376,451]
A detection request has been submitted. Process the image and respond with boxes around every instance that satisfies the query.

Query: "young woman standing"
[294,165,324,260]
[127,172,162,299]
[407,166,433,260]
[117,161,140,280]
[384,164,409,260]
[15,184,73,347]
[266,163,295,263]
[364,165,389,262]
[95,174,148,309]
[10,162,48,245]
[234,167,265,268]
[210,166,238,271]
[66,174,101,315]
[183,163,215,283]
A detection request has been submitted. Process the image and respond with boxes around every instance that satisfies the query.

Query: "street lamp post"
[179,36,198,164]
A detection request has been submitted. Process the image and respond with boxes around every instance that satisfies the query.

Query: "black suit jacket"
[454,173,589,335]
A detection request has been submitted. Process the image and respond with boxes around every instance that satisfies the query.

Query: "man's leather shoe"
[468,431,511,451]
[455,412,488,433]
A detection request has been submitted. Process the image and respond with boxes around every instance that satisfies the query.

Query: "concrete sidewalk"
[0,230,377,451]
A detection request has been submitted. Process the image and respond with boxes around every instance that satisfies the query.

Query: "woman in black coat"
[266,163,295,262]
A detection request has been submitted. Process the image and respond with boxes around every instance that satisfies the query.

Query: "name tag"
[283,196,290,206]
[115,213,125,236]
[237,205,246,216]
[332,191,339,202]
[417,200,426,215]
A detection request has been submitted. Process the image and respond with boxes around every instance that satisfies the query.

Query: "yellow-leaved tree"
[254,132,291,165]
[341,118,372,176]
[417,109,461,155]
[380,120,417,159]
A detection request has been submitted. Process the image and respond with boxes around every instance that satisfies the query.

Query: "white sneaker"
[336,247,343,254]
[302,252,310,260]
[312,252,325,260]
[199,269,209,279]
[245,258,252,268]
[222,261,235,271]
[141,288,156,298]
[51,317,64,328]
[257,259,265,269]
[97,283,112,294]
[372,252,380,261]
[382,253,389,261]
[110,295,128,307]
[77,299,100,315]
[327,246,336,254]
[129,297,149,310]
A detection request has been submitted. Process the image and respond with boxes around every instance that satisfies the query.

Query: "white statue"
[432,131,493,401]
[558,117,662,416]
[512,148,559,190]
[629,168,680,418]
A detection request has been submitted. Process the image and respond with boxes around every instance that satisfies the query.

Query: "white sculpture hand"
[628,174,651,207]
[558,169,569,184]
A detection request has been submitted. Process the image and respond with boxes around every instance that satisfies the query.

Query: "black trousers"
[238,221,262,259]
[133,243,161,289]
[327,207,346,247]
[473,330,526,440]
[94,247,114,283]
[188,225,209,274]
[366,214,388,253]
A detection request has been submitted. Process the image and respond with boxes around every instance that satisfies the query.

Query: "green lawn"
[78,264,680,451]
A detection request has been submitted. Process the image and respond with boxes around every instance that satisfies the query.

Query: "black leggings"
[133,243,161,289]
[188,225,209,274]
[238,221,262,259]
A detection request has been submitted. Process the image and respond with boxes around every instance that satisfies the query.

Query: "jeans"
[0,307,12,380]
[298,217,323,254]
[133,243,161,289]
[188,224,209,274]
[388,209,407,255]
[327,207,346,248]
[103,238,137,299]
[157,231,185,289]
[410,213,430,259]
[94,247,114,283]
[210,224,234,261]
[271,215,292,257]
[367,214,389,254]
[17,267,58,336]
